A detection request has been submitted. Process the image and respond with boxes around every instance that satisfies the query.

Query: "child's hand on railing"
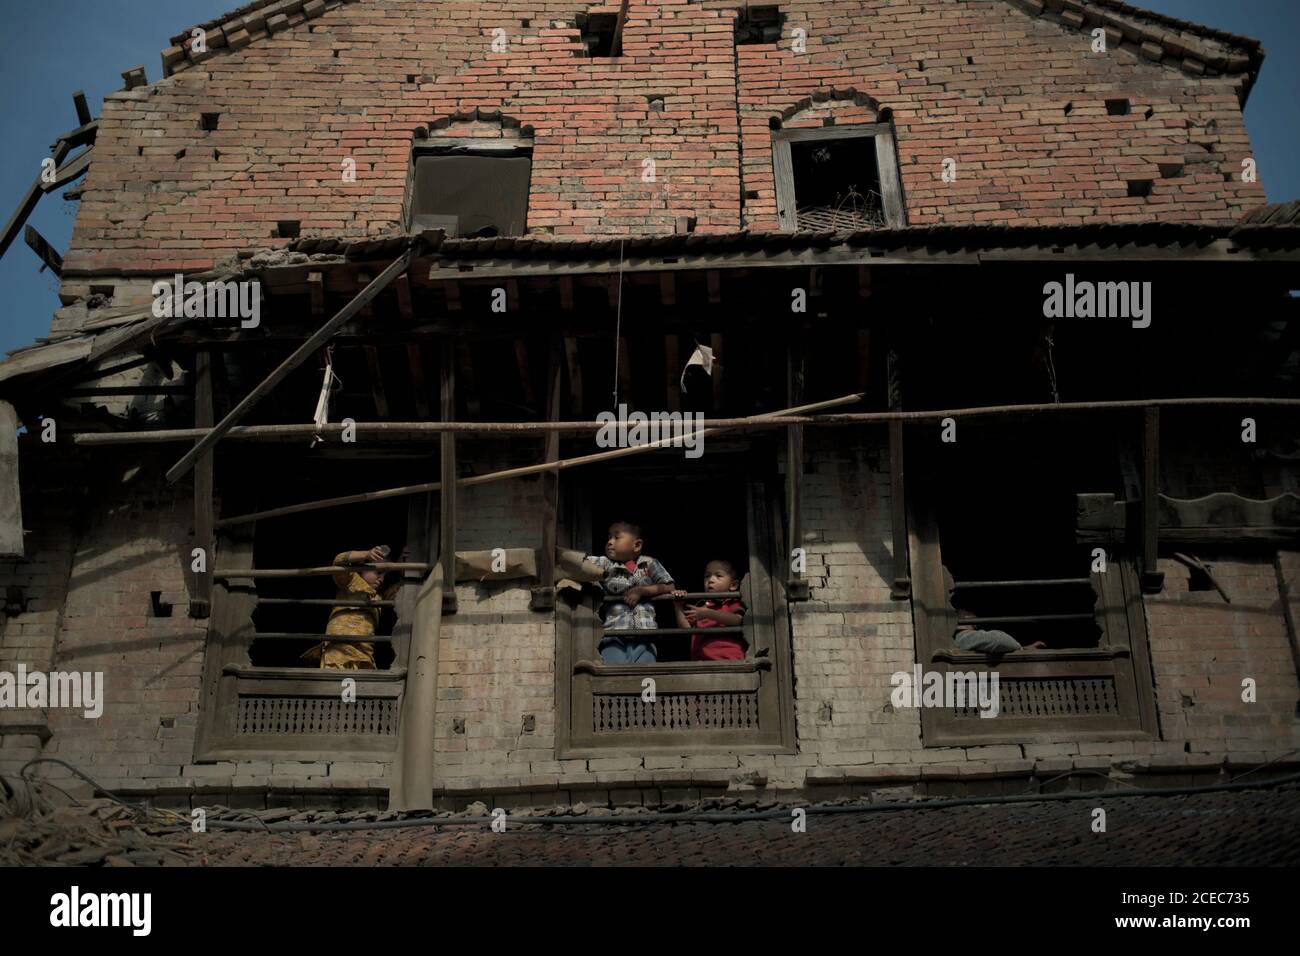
[683,605,714,625]
[622,587,644,607]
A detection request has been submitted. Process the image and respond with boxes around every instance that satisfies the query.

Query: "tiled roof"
[263,215,1300,268]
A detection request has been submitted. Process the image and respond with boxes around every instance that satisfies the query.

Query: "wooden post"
[1142,405,1164,593]
[440,339,457,614]
[190,351,214,618]
[532,336,563,610]
[888,345,910,599]
[786,335,808,600]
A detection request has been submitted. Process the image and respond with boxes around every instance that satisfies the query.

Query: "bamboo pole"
[213,562,430,579]
[214,392,866,528]
[74,395,1300,446]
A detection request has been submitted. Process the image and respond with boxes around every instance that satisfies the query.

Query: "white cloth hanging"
[680,343,714,394]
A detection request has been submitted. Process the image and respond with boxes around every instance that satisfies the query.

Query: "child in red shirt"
[674,560,747,661]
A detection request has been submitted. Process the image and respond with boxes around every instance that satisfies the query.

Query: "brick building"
[1,0,1298,812]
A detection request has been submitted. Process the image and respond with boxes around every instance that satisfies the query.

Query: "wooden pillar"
[1141,405,1164,593]
[786,335,808,600]
[888,344,911,600]
[190,350,214,618]
[439,339,457,614]
[532,336,564,611]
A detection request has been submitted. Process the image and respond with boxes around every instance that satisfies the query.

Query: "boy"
[674,560,747,660]
[587,521,676,664]
[302,545,404,670]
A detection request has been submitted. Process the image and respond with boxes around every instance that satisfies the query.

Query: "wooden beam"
[1142,405,1164,593]
[23,225,62,276]
[73,90,92,127]
[407,343,430,419]
[191,351,214,618]
[164,242,419,483]
[394,274,413,320]
[440,338,457,614]
[365,345,390,418]
[563,335,583,415]
[306,271,324,316]
[532,336,563,610]
[0,138,73,261]
[887,345,910,599]
[611,0,631,55]
[213,393,866,527]
[786,336,808,600]
[40,147,93,194]
[706,270,722,305]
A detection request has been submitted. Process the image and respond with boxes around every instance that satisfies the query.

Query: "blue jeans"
[599,637,658,663]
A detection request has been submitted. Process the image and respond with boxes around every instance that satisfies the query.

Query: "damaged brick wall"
[61,0,1263,280]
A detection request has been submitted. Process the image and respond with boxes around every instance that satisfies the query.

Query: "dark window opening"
[248,492,409,670]
[576,12,618,56]
[1106,98,1131,116]
[276,220,301,238]
[200,112,221,131]
[408,144,533,237]
[588,472,750,663]
[926,422,1119,650]
[790,135,885,230]
[735,5,785,44]
[1128,179,1153,197]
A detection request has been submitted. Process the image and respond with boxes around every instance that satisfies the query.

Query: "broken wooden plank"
[23,225,62,276]
[164,242,419,483]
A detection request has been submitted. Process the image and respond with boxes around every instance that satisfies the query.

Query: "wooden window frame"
[556,463,797,756]
[402,138,534,237]
[906,490,1160,748]
[194,496,433,763]
[771,124,906,232]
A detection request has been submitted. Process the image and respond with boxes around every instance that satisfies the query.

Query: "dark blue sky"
[1,0,1296,356]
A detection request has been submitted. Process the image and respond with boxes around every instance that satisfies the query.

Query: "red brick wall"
[64,0,1264,275]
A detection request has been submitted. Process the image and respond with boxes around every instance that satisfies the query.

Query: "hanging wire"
[1042,326,1060,403]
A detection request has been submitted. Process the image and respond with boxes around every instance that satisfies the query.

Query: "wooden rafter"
[164,241,420,483]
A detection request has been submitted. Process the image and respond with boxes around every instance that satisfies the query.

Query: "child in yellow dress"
[301,545,403,670]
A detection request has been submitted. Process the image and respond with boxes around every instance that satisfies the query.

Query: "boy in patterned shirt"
[586,521,676,664]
